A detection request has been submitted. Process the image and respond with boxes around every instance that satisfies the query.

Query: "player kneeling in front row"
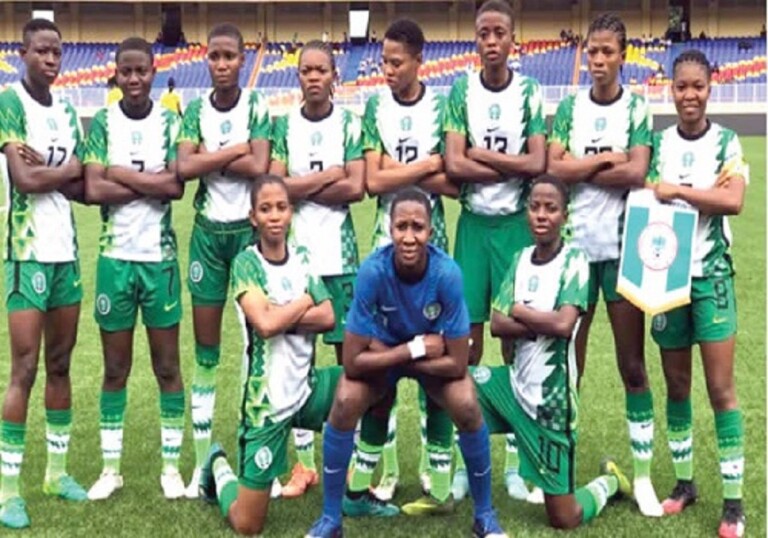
[475,175,631,529]
[197,174,341,535]
[307,188,506,538]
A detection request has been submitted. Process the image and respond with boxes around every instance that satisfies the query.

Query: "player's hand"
[17,144,45,166]
[423,334,445,359]
[715,165,744,188]
[426,153,443,174]
[561,151,575,161]
[233,142,251,157]
[466,147,486,161]
[198,142,209,155]
[653,181,679,202]
[369,338,390,352]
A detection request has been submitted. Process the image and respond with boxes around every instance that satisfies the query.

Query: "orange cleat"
[281,463,319,499]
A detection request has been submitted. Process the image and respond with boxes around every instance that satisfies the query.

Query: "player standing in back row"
[547,13,659,516]
[443,0,547,502]
[269,40,365,499]
[176,22,272,498]
[0,18,88,529]
[83,37,186,502]
[357,18,459,504]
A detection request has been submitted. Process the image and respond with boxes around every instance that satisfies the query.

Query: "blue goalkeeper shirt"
[346,244,470,346]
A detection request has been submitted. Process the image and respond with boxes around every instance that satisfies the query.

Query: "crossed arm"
[269,159,366,206]
[176,139,270,181]
[491,303,581,340]
[238,288,335,340]
[4,143,83,199]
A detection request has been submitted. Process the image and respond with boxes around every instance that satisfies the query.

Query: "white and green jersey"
[271,105,363,276]
[363,85,448,251]
[0,82,83,262]
[550,87,652,262]
[177,89,271,223]
[231,244,330,427]
[647,122,748,278]
[492,244,589,432]
[443,71,546,216]
[84,102,180,262]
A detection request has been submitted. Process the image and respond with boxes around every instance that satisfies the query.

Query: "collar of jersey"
[21,78,52,107]
[676,119,711,141]
[257,243,290,266]
[119,99,153,121]
[301,102,334,122]
[479,68,514,93]
[530,241,564,266]
[391,83,426,108]
[209,88,242,113]
[589,85,624,106]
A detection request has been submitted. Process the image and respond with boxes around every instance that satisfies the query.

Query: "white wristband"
[407,335,426,360]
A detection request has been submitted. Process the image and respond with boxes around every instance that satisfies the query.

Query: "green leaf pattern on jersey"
[83,108,110,166]
[163,109,181,163]
[491,249,523,315]
[63,101,85,161]
[443,75,469,138]
[362,94,383,153]
[342,109,364,162]
[645,131,662,185]
[248,91,272,140]
[432,93,447,154]
[340,212,359,274]
[521,77,547,138]
[270,115,289,164]
[177,98,203,145]
[627,93,652,148]
[230,249,273,428]
[556,247,590,311]
[0,87,27,147]
[549,94,575,150]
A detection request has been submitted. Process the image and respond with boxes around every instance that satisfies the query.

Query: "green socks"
[213,457,238,517]
[626,390,654,479]
[716,409,744,500]
[45,409,72,480]
[191,347,219,469]
[1,421,25,501]
[381,399,399,478]
[160,391,185,472]
[100,388,127,474]
[575,475,618,524]
[294,429,316,471]
[348,439,382,493]
[667,398,693,481]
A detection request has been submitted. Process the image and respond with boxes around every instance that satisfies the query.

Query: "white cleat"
[634,477,664,517]
[526,487,545,504]
[270,478,282,499]
[88,470,124,501]
[185,468,201,499]
[372,474,398,502]
[161,470,186,500]
[504,471,529,501]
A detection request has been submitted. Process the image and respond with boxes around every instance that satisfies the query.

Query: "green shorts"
[188,215,253,306]
[95,256,182,332]
[471,365,576,495]
[238,366,342,490]
[588,260,622,305]
[322,274,355,345]
[651,275,737,349]
[454,209,532,323]
[4,260,82,312]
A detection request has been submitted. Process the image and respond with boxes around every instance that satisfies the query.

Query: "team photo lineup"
[0,0,764,536]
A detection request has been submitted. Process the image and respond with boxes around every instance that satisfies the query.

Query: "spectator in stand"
[371,29,378,43]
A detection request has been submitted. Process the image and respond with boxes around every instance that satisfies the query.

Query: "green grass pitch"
[0,137,763,537]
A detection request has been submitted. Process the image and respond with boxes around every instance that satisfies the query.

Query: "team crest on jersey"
[488,104,501,121]
[281,276,292,292]
[254,447,273,470]
[638,222,678,271]
[311,131,323,146]
[189,261,204,283]
[472,366,491,385]
[682,151,695,168]
[652,313,667,332]
[96,293,111,315]
[594,117,607,132]
[220,120,232,135]
[527,275,539,293]
[423,302,442,320]
[400,116,412,132]
[47,118,58,132]
[131,131,142,146]
[32,272,46,294]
